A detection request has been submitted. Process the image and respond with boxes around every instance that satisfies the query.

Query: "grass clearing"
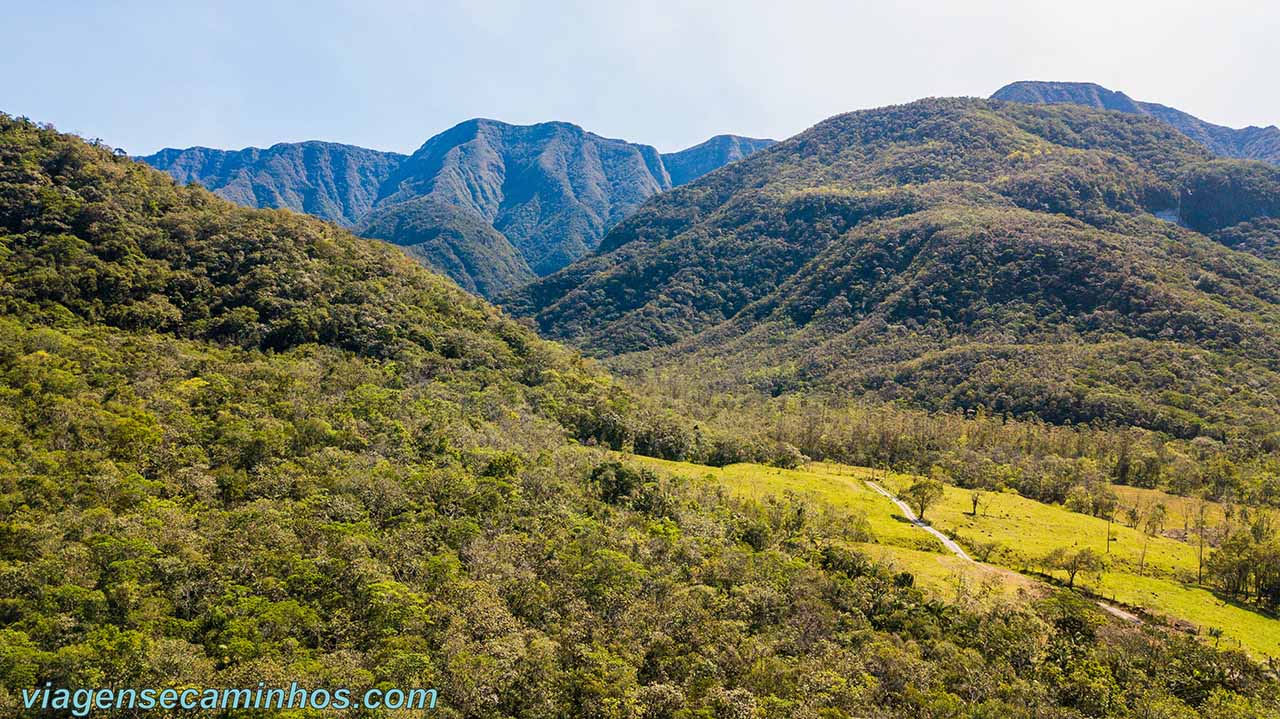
[626,454,1280,658]
[879,477,1203,580]
[1090,572,1280,658]
[855,542,1041,601]
[628,455,940,551]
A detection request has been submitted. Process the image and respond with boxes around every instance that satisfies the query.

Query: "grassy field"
[876,475,1204,580]
[629,456,939,551]
[1092,572,1280,657]
[625,454,1280,658]
[854,542,1041,601]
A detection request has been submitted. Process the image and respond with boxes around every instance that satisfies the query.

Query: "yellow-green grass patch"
[627,456,938,551]
[881,475,1201,581]
[1087,572,1280,658]
[623,455,1280,658]
[856,542,1042,601]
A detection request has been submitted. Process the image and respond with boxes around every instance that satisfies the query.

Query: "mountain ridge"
[5,111,1280,719]
[992,80,1280,164]
[141,121,774,296]
[140,140,406,227]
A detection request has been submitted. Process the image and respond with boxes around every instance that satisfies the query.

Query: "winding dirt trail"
[864,478,1141,623]
[864,480,973,561]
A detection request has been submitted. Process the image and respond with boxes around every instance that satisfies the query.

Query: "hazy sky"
[3,0,1276,155]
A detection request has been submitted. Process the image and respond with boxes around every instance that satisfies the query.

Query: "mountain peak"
[992,81,1143,114]
[505,97,1280,438]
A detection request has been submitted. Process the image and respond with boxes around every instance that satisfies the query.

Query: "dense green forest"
[5,114,1280,717]
[505,99,1280,445]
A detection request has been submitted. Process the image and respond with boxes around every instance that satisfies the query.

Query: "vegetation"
[6,113,1280,717]
[1043,547,1105,589]
[903,476,945,522]
[634,455,1280,660]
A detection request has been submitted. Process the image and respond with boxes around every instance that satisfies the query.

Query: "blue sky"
[2,0,1275,155]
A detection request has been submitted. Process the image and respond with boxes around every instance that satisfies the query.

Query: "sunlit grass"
[854,542,1040,601]
[1090,572,1280,658]
[878,476,1203,580]
[627,455,939,551]
[627,453,1280,658]
[1111,484,1228,534]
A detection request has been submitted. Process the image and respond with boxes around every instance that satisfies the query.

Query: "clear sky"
[2,0,1275,155]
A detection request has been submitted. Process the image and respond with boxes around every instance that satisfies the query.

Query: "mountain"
[661,134,777,186]
[365,119,672,279]
[143,123,774,297]
[5,112,1275,718]
[139,141,405,227]
[992,81,1280,164]
[505,98,1280,441]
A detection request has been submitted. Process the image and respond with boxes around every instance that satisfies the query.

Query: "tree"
[1125,503,1144,529]
[903,476,946,523]
[1194,497,1211,585]
[972,540,1002,562]
[970,490,983,517]
[1044,547,1105,589]
[1138,503,1168,576]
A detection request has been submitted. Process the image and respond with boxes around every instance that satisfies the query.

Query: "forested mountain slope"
[505,99,1280,440]
[4,115,1280,717]
[992,81,1280,164]
[143,123,773,297]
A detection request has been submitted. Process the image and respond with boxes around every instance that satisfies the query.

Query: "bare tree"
[1138,502,1167,576]
[1193,497,1210,585]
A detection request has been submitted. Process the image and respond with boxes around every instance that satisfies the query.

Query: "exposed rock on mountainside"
[368,119,672,278]
[661,134,776,186]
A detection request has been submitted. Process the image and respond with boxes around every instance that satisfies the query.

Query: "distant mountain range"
[141,123,773,296]
[992,81,1280,164]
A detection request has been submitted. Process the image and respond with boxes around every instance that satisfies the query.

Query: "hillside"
[505,98,1280,441]
[11,113,1277,717]
[143,124,774,297]
[992,81,1280,164]
[634,455,1280,659]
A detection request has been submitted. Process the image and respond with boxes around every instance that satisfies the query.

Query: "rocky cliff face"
[661,134,776,186]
